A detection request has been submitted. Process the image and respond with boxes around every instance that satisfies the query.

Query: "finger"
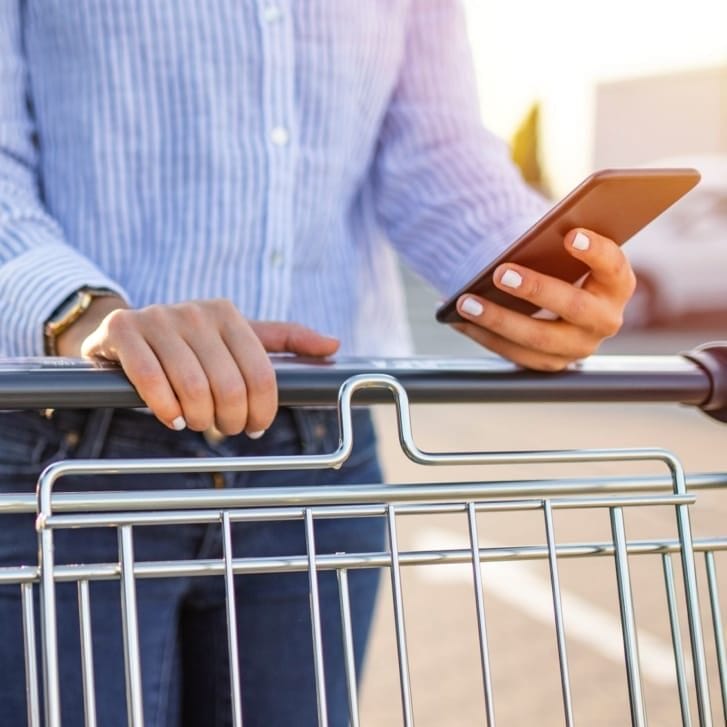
[488,264,622,339]
[220,323,279,435]
[180,330,249,436]
[564,228,636,301]
[95,331,187,431]
[142,331,215,432]
[452,322,573,372]
[456,294,600,359]
[250,321,340,357]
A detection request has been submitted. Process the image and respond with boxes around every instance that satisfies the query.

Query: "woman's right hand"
[57,297,340,436]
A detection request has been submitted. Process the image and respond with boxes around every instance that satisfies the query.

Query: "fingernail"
[171,416,187,431]
[247,430,266,440]
[501,269,523,288]
[572,231,590,251]
[461,297,484,317]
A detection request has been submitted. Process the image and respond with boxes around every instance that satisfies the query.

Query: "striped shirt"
[0,0,546,357]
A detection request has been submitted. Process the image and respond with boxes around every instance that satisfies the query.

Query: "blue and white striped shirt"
[0,0,546,357]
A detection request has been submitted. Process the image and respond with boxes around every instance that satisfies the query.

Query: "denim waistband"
[3,405,375,463]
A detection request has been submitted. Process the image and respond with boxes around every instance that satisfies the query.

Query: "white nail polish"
[171,416,187,431]
[247,430,266,440]
[501,270,523,288]
[461,297,484,317]
[573,231,590,251]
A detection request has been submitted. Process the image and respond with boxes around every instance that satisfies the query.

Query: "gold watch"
[43,287,117,356]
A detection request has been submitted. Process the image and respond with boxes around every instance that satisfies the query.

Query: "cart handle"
[0,344,726,414]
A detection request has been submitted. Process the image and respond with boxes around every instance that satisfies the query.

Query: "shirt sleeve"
[373,0,550,297]
[0,2,127,356]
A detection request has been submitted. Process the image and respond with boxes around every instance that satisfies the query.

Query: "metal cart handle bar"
[0,342,726,419]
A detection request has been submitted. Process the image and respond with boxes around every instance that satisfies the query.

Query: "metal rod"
[304,508,328,727]
[4,471,725,516]
[39,525,61,727]
[669,457,714,727]
[28,492,696,528]
[0,354,710,409]
[118,526,144,726]
[33,368,713,523]
[662,554,692,727]
[543,500,574,727]
[610,507,647,727]
[222,512,244,727]
[10,534,727,586]
[77,580,97,727]
[387,505,414,727]
[705,551,727,725]
[38,493,695,531]
[21,583,41,727]
[466,503,496,727]
[336,568,360,727]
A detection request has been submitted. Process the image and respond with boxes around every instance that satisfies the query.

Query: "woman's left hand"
[453,228,637,371]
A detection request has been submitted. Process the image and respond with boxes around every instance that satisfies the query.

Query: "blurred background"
[465,0,726,197]
[362,3,727,725]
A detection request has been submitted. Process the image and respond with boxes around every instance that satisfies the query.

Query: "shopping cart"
[1,346,727,726]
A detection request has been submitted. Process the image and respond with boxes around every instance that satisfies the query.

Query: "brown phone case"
[435,168,701,323]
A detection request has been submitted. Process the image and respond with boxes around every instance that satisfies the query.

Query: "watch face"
[57,293,85,317]
[47,291,90,330]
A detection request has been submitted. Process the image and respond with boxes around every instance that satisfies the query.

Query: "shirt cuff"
[0,243,129,356]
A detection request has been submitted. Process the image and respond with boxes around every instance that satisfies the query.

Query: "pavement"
[355,270,727,725]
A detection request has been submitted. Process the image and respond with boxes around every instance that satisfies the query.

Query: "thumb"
[250,321,340,357]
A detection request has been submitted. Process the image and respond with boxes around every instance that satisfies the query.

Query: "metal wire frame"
[6,486,725,727]
[0,373,723,725]
[4,492,727,726]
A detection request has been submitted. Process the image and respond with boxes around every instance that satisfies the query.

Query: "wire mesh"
[0,372,724,725]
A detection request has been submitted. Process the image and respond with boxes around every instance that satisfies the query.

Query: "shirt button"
[270,126,290,146]
[270,250,285,266]
[263,4,283,23]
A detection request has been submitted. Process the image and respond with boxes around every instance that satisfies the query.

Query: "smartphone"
[435,168,701,323]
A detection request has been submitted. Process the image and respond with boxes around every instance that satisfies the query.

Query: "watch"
[43,287,117,356]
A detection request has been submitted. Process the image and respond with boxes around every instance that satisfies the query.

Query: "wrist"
[52,293,128,358]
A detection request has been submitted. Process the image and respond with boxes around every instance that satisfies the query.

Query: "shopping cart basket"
[1,345,727,726]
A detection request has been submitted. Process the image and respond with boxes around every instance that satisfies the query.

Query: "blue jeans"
[0,407,385,726]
